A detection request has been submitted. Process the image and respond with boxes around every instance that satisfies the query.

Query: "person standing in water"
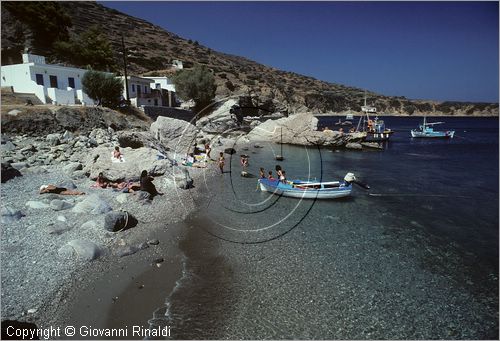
[218,152,225,174]
[259,168,266,179]
[205,143,212,159]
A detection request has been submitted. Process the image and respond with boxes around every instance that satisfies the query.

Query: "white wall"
[1,64,35,94]
[31,65,86,91]
[33,84,48,104]
[144,77,176,92]
[1,62,92,104]
[47,88,75,105]
[76,89,94,106]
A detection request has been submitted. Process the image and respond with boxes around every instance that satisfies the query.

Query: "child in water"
[259,168,265,179]
[218,152,225,174]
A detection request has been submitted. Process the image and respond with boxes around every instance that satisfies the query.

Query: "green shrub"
[82,70,123,108]
[4,1,72,53]
[54,26,116,71]
[172,65,216,112]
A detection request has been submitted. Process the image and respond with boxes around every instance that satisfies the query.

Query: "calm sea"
[149,116,498,339]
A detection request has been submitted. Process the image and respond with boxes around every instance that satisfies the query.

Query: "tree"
[54,26,116,71]
[3,1,72,53]
[172,65,216,112]
[82,70,123,108]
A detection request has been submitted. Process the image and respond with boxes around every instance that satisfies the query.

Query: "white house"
[172,60,183,70]
[143,76,176,92]
[120,75,164,107]
[1,53,95,105]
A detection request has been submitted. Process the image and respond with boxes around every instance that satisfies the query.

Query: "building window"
[68,77,75,88]
[49,75,58,88]
[154,99,158,106]
[156,83,161,89]
[144,86,147,94]
[35,74,44,86]
[132,84,135,92]
[137,84,141,95]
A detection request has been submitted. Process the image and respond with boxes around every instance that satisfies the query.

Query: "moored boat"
[258,173,355,199]
[356,94,394,142]
[411,116,455,138]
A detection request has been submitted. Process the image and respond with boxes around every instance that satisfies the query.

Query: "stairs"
[1,88,44,105]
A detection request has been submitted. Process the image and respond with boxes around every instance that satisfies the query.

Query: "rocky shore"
[1,101,379,331]
[0,105,236,330]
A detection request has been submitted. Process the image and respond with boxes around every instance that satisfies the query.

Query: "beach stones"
[1,206,25,224]
[46,133,61,146]
[72,195,112,215]
[116,245,139,257]
[25,201,50,209]
[81,220,98,230]
[224,148,236,155]
[50,199,74,211]
[58,239,101,261]
[62,162,83,174]
[345,142,363,150]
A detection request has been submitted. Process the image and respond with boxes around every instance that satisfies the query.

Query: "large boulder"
[104,211,138,232]
[246,115,292,142]
[247,112,366,147]
[1,163,22,183]
[150,116,198,154]
[196,99,239,134]
[83,146,171,181]
[172,166,194,189]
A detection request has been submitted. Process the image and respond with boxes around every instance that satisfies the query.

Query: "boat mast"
[280,127,283,155]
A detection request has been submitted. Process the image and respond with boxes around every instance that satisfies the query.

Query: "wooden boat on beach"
[258,173,355,199]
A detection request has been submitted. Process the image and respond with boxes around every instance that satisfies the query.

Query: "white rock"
[72,195,112,215]
[7,109,21,116]
[62,162,83,174]
[25,201,50,209]
[81,220,98,229]
[115,193,128,204]
[58,239,101,261]
[150,116,198,153]
[83,146,171,182]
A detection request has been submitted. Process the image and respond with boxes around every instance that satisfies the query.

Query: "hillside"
[1,1,498,116]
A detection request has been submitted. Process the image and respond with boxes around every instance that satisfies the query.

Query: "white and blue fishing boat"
[258,173,356,199]
[411,116,455,138]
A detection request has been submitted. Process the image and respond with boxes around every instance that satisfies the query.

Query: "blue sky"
[101,1,499,103]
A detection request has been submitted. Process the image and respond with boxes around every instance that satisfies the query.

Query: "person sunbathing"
[39,185,85,195]
[112,146,125,162]
[91,172,127,189]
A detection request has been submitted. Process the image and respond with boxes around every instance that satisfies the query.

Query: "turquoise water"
[152,117,498,339]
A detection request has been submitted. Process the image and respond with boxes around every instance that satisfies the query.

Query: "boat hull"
[365,131,393,142]
[258,179,352,199]
[411,130,455,138]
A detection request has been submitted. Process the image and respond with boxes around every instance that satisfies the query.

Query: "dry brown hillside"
[1,1,498,116]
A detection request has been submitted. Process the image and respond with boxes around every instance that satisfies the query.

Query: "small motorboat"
[258,173,356,199]
[411,116,455,138]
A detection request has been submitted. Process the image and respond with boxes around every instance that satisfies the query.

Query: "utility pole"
[121,34,130,105]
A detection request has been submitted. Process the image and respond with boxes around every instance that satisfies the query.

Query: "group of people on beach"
[259,165,287,183]
[40,169,163,198]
